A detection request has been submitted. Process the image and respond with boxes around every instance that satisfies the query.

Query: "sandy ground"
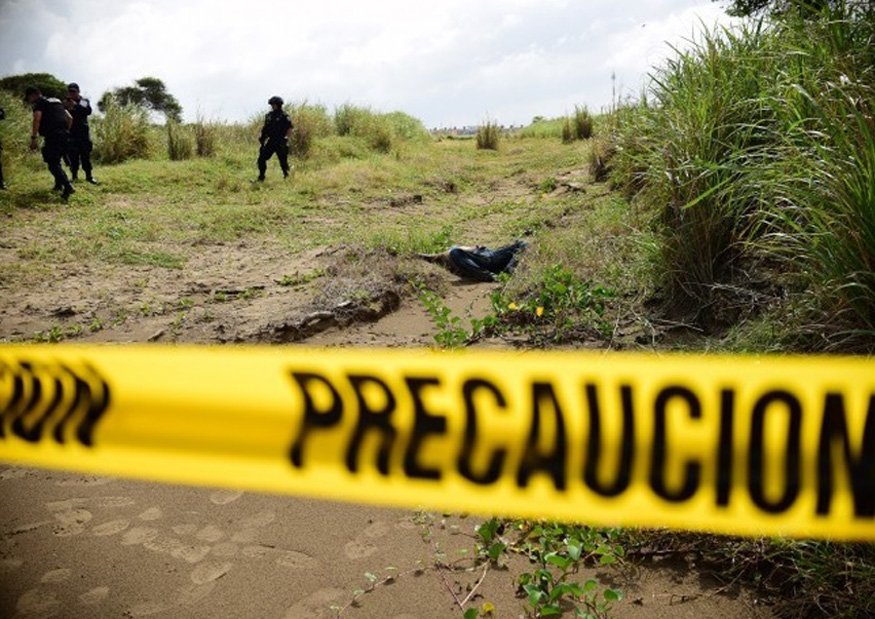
[1,239,775,618]
[0,466,775,619]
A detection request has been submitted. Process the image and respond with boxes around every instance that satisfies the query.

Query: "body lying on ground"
[418,240,527,282]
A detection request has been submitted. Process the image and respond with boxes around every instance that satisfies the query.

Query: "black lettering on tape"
[403,377,447,481]
[650,386,702,503]
[817,393,875,518]
[0,360,110,447]
[583,384,634,497]
[458,378,507,485]
[748,390,801,514]
[716,389,735,507]
[289,372,343,468]
[517,382,567,490]
[346,374,397,475]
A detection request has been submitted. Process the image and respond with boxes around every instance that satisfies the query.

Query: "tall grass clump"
[610,3,875,342]
[334,103,395,153]
[476,120,500,150]
[288,102,333,159]
[93,97,151,164]
[166,121,194,161]
[571,105,594,140]
[519,117,565,139]
[193,115,216,157]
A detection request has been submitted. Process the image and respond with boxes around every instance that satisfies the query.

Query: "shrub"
[561,117,575,144]
[610,4,875,342]
[572,105,594,140]
[288,102,332,159]
[193,115,216,157]
[334,103,396,153]
[92,97,151,164]
[476,120,500,150]
[166,121,193,161]
[588,134,616,182]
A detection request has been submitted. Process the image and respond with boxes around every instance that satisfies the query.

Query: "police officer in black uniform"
[257,96,293,181]
[25,86,74,201]
[65,83,99,185]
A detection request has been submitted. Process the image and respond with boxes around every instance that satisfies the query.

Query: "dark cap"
[24,86,41,101]
[268,96,283,106]
[67,82,80,91]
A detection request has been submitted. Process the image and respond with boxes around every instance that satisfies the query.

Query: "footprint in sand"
[172,524,198,536]
[344,539,378,560]
[121,526,160,546]
[93,496,135,508]
[195,524,224,542]
[362,520,390,539]
[190,560,232,585]
[239,510,275,529]
[282,588,346,619]
[138,507,163,521]
[79,586,110,606]
[177,581,217,606]
[231,528,259,543]
[209,489,244,505]
[0,467,31,480]
[172,544,212,564]
[211,542,240,558]
[40,568,72,583]
[16,588,61,618]
[52,508,92,537]
[92,519,131,537]
[275,550,319,569]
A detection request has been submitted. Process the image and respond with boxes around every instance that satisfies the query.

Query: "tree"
[715,0,833,16]
[98,77,183,122]
[0,72,67,99]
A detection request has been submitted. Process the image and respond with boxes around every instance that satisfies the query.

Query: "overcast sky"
[0,0,735,127]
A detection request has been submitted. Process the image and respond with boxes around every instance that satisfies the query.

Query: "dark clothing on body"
[67,97,94,178]
[257,109,293,179]
[447,241,528,282]
[32,96,72,192]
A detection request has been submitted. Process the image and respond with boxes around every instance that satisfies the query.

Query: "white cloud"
[0,0,736,127]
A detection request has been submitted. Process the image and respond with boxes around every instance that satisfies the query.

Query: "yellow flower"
[481,601,496,617]
[536,306,545,317]
[508,302,520,311]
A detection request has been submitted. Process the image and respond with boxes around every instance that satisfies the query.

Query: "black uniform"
[33,96,72,192]
[67,97,94,180]
[257,109,293,179]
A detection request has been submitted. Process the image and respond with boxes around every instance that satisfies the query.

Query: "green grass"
[609,5,875,349]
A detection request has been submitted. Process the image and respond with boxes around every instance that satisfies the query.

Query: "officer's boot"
[61,182,75,202]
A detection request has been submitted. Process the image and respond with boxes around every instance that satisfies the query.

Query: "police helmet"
[67,83,80,92]
[268,96,284,106]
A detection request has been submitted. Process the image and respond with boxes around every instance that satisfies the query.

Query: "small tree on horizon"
[98,76,183,122]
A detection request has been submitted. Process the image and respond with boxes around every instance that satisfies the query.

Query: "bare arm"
[65,110,73,130]
[30,111,41,150]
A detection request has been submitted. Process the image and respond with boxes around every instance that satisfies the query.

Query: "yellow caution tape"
[1,345,873,540]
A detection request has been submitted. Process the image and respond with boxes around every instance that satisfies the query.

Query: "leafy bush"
[92,97,151,164]
[476,121,500,150]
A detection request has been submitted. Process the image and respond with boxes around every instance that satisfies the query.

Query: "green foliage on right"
[610,4,875,347]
